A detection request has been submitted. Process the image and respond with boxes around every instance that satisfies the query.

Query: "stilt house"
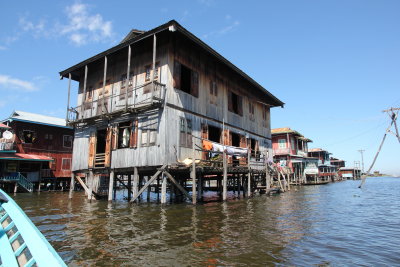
[60,20,284,201]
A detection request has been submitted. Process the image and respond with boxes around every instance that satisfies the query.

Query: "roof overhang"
[59,20,284,108]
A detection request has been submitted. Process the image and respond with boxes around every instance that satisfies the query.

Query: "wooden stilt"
[161,173,167,204]
[108,170,114,202]
[133,168,139,200]
[278,172,284,192]
[164,171,192,201]
[88,170,94,200]
[127,174,132,201]
[69,173,75,199]
[14,182,18,194]
[191,138,197,204]
[146,176,151,202]
[266,166,271,190]
[222,151,227,201]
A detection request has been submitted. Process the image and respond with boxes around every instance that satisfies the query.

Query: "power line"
[357,149,365,174]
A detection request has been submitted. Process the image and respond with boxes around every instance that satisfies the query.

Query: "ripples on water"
[12,177,400,266]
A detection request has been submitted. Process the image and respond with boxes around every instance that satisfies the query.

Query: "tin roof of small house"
[59,20,284,108]
[308,148,331,154]
[271,127,312,142]
[0,123,10,129]
[4,111,71,129]
[0,153,53,161]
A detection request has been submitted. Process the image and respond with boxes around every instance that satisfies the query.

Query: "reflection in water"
[12,178,400,266]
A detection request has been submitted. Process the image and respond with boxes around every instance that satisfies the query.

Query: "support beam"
[75,175,96,199]
[161,173,167,204]
[164,171,191,200]
[247,150,251,197]
[133,167,139,199]
[125,45,131,109]
[108,170,114,201]
[191,138,197,204]
[66,73,71,122]
[87,171,94,200]
[130,164,166,203]
[102,56,108,114]
[69,173,74,199]
[81,65,88,119]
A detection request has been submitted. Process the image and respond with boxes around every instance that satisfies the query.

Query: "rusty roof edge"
[59,20,284,107]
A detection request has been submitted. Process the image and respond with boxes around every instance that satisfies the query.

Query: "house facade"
[60,20,283,200]
[0,111,74,192]
[271,127,316,184]
[307,148,338,182]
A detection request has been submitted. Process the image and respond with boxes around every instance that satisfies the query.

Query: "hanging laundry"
[225,146,248,156]
[202,140,213,151]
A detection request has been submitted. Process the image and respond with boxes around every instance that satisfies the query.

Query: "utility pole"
[358,150,365,174]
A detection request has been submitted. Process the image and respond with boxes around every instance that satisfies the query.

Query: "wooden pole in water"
[133,167,139,200]
[191,136,197,204]
[88,170,94,200]
[161,173,167,204]
[247,149,251,197]
[127,173,132,201]
[69,173,74,199]
[108,170,114,201]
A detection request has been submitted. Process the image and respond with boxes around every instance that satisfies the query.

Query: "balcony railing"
[0,141,15,152]
[68,81,166,123]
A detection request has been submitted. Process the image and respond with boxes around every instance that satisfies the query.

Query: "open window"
[228,90,243,116]
[208,125,221,143]
[248,101,255,121]
[173,61,199,97]
[118,122,131,149]
[145,62,160,82]
[231,132,240,147]
[22,130,36,144]
[250,138,260,160]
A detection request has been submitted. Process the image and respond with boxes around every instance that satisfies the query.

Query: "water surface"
[13,177,400,266]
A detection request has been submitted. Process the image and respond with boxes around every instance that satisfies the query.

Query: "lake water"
[12,177,400,266]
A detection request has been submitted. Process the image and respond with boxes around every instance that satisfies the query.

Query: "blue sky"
[0,1,399,175]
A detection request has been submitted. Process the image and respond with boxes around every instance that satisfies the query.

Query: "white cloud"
[0,75,37,91]
[61,3,114,46]
[0,46,6,50]
[202,17,240,39]
[19,17,47,36]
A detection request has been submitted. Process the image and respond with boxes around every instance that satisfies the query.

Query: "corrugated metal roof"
[0,153,53,161]
[7,111,69,128]
[271,127,312,142]
[0,123,10,129]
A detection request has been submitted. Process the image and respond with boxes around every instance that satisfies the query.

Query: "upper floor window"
[98,79,111,97]
[61,158,71,170]
[45,134,53,140]
[291,137,295,150]
[180,118,193,148]
[278,139,286,149]
[118,122,131,149]
[141,118,158,147]
[22,130,36,144]
[63,135,73,148]
[173,60,199,97]
[228,90,243,116]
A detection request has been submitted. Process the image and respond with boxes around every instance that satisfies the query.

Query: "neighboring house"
[0,111,73,192]
[271,127,315,184]
[338,167,361,180]
[330,157,345,168]
[59,20,284,200]
[307,148,338,182]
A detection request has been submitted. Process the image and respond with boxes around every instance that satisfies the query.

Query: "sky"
[0,0,399,175]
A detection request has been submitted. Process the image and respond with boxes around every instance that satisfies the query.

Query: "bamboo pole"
[161,173,167,204]
[191,136,197,204]
[69,173,74,199]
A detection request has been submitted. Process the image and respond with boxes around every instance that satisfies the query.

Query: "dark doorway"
[96,129,107,154]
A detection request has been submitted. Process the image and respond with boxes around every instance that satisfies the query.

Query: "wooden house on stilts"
[60,20,284,203]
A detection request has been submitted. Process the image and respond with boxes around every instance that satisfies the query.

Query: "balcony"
[273,148,290,155]
[0,141,16,152]
[68,81,166,124]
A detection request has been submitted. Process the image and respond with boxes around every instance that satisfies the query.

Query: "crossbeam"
[163,171,192,200]
[130,164,167,203]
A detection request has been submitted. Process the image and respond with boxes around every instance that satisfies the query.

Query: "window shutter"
[111,126,117,150]
[173,60,181,89]
[130,120,138,148]
[238,95,243,116]
[88,131,96,169]
[201,124,208,139]
[105,127,112,167]
[191,70,199,97]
